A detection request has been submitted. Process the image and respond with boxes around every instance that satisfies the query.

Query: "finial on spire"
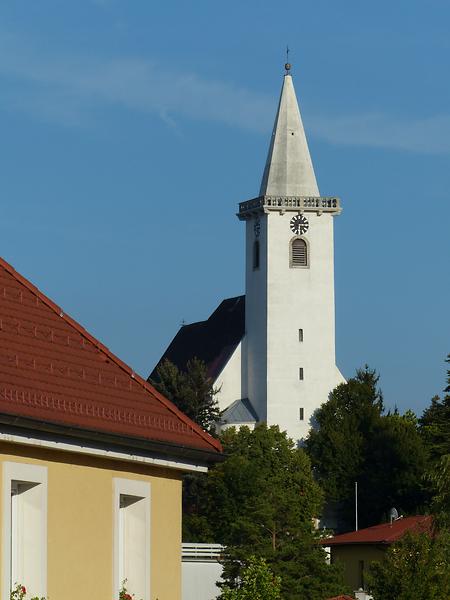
[285,46,291,74]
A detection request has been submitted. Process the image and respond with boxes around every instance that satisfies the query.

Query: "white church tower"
[237,63,344,441]
[151,63,344,444]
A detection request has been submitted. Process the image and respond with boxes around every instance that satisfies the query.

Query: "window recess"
[290,238,308,267]
[2,462,47,600]
[114,479,150,600]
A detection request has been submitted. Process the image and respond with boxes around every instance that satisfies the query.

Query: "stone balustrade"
[238,195,342,218]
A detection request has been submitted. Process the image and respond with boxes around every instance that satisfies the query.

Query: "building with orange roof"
[0,256,222,600]
[322,516,432,594]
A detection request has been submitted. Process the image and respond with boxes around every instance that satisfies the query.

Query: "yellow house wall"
[331,544,386,590]
[0,442,183,600]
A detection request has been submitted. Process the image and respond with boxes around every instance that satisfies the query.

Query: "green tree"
[367,530,450,600]
[306,367,383,527]
[360,411,428,522]
[219,556,281,600]
[420,355,450,524]
[193,424,348,600]
[427,454,450,526]
[420,355,450,463]
[306,367,428,528]
[150,358,220,433]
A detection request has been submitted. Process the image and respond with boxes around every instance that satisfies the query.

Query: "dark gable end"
[149,295,245,381]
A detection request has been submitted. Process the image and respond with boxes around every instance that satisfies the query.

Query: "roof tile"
[323,515,432,546]
[0,257,222,456]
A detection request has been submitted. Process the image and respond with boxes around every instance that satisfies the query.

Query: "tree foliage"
[150,357,220,433]
[186,424,349,600]
[367,530,450,600]
[420,355,450,525]
[361,411,428,521]
[306,366,383,504]
[427,454,450,526]
[420,355,450,463]
[219,556,281,600]
[306,366,428,528]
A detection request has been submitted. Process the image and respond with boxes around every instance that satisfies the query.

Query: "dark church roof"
[149,295,245,382]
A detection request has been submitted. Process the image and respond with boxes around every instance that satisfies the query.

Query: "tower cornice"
[237,195,342,220]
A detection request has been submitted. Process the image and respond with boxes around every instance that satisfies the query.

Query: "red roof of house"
[323,515,432,546]
[326,596,354,600]
[0,257,222,458]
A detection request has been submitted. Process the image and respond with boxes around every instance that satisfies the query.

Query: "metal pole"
[355,481,358,531]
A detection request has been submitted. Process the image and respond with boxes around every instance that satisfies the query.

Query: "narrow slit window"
[299,367,304,380]
[253,240,260,270]
[299,407,304,421]
[299,328,304,342]
[290,238,308,267]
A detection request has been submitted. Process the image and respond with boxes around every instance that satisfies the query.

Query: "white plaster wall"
[214,342,243,412]
[182,561,222,600]
[265,211,345,442]
[244,217,268,422]
[244,210,344,443]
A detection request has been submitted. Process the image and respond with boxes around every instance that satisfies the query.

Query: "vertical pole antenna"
[285,46,291,73]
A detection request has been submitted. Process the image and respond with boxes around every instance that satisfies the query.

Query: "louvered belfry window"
[291,238,307,267]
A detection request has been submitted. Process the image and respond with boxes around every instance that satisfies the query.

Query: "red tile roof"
[0,257,222,458]
[323,515,432,546]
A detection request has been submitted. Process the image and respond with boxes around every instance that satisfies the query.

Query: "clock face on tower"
[290,214,309,235]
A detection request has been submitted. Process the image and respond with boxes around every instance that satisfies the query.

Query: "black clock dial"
[254,218,261,237]
[290,214,309,235]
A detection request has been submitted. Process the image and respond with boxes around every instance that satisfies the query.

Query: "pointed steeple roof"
[259,72,319,197]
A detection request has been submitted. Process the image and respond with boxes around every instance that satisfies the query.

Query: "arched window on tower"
[253,240,260,270]
[290,238,308,268]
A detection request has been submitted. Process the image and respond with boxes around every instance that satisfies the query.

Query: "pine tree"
[306,366,428,528]
[150,357,220,433]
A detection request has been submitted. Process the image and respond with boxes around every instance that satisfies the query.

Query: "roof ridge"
[0,256,221,454]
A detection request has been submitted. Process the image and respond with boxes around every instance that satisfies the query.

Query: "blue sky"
[0,1,448,416]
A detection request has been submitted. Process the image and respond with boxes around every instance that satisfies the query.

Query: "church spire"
[259,66,319,197]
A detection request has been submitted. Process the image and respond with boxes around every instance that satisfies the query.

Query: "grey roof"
[221,398,258,424]
[259,74,319,197]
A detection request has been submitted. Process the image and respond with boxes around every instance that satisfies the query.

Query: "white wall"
[214,342,243,412]
[244,216,268,422]
[182,561,222,600]
[182,544,223,600]
[245,210,345,443]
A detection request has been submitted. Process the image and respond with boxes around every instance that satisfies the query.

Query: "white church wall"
[214,341,243,412]
[265,210,345,442]
[244,216,268,423]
